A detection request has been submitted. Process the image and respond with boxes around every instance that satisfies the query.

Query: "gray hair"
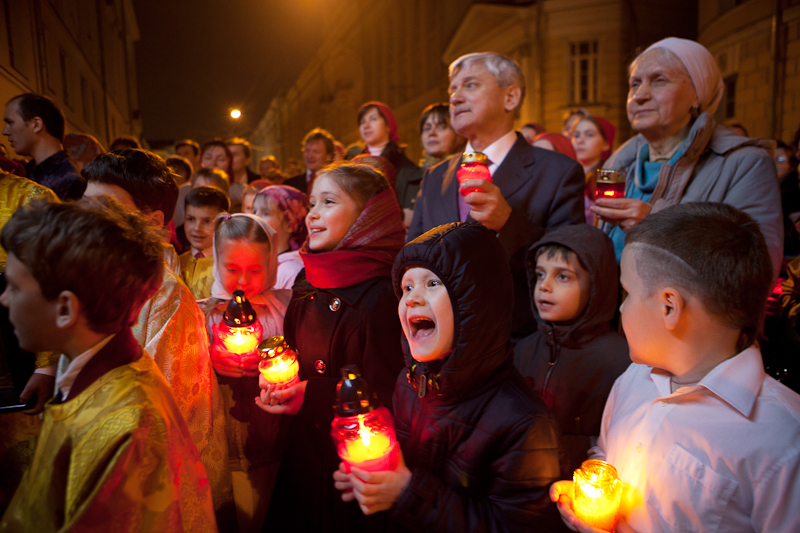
[449,52,526,112]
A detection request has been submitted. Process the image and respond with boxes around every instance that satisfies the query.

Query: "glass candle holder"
[572,459,622,532]
[457,152,492,196]
[258,336,300,387]
[216,290,262,359]
[596,169,626,199]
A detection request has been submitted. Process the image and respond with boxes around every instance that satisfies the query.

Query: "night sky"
[134,0,326,147]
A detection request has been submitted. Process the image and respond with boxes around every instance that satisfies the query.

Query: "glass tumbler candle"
[572,459,622,531]
[595,169,627,199]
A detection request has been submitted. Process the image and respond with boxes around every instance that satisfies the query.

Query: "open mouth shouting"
[399,267,454,362]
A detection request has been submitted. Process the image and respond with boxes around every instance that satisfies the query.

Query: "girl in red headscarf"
[257,161,406,531]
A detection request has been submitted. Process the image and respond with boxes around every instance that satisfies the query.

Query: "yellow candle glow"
[573,460,622,531]
[221,325,260,354]
[259,355,300,385]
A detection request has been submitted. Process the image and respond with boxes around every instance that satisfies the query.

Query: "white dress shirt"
[464,129,518,177]
[590,346,800,532]
[56,334,115,400]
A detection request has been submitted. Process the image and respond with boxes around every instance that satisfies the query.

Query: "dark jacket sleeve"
[390,413,563,533]
[496,160,585,262]
[407,166,432,242]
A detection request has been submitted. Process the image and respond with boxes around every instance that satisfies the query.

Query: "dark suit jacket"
[283,173,310,194]
[408,133,586,340]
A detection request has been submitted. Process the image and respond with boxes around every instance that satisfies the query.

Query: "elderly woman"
[592,37,783,276]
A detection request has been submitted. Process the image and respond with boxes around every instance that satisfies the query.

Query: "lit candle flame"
[357,414,372,447]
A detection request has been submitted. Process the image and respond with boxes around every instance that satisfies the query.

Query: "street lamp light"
[230,109,242,119]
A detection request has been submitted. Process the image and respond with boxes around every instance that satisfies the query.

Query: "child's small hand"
[550,481,633,533]
[333,462,355,502]
[348,448,412,515]
[209,325,261,378]
[254,379,307,415]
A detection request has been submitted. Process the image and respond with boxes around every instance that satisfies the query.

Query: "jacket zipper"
[542,330,560,396]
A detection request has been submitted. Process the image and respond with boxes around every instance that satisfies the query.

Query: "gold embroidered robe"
[132,267,231,509]
[179,252,214,301]
[0,355,217,532]
[0,172,58,271]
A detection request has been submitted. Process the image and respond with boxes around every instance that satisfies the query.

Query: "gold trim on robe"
[179,252,214,301]
[0,172,58,271]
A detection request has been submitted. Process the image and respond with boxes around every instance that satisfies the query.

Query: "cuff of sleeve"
[35,351,61,369]
[34,364,57,377]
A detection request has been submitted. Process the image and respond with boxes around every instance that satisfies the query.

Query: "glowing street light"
[230,109,242,119]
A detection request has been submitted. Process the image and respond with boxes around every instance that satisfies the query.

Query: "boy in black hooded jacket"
[514,224,630,474]
[334,222,563,532]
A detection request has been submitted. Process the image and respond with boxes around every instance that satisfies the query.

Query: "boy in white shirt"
[552,202,800,533]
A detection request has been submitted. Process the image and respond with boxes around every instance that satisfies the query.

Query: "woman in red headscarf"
[531,132,578,161]
[570,116,616,224]
[357,102,418,198]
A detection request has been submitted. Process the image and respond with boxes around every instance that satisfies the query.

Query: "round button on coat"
[329,298,341,312]
[315,360,327,373]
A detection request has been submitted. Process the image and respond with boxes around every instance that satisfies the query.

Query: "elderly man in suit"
[408,52,585,340]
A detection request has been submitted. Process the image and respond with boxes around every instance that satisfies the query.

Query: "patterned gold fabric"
[179,252,214,301]
[0,172,58,271]
[132,268,231,509]
[0,355,217,532]
[163,242,181,276]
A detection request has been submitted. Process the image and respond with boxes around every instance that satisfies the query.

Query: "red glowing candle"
[331,365,398,473]
[457,152,492,196]
[258,336,300,387]
[595,169,626,199]
[216,290,263,358]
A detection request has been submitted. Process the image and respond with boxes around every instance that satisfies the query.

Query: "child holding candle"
[251,185,309,290]
[334,222,564,532]
[257,162,406,532]
[514,224,630,474]
[552,202,800,532]
[204,213,292,533]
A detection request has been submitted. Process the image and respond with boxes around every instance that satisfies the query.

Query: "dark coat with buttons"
[265,269,406,532]
[389,223,565,533]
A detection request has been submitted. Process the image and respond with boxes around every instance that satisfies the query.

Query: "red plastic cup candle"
[572,459,622,532]
[595,169,626,199]
[258,336,300,387]
[331,365,398,473]
[457,152,492,196]
[216,290,263,357]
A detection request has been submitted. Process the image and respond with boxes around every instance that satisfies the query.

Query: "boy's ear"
[660,287,684,331]
[55,291,81,330]
[144,209,165,230]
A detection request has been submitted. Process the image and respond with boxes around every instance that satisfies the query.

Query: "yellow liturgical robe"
[132,267,231,509]
[0,172,58,271]
[179,252,214,301]
[0,341,217,532]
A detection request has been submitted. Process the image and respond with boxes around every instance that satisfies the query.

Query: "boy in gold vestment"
[0,198,217,532]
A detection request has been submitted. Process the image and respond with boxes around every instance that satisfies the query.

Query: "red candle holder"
[331,365,398,473]
[457,152,492,196]
[596,169,626,199]
[216,290,262,358]
[258,336,300,387]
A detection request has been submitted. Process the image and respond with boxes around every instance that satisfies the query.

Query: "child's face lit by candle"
[398,267,454,362]
[184,205,219,253]
[306,175,362,253]
[218,239,271,300]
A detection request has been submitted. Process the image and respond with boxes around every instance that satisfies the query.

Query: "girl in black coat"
[335,222,564,533]
[258,162,406,532]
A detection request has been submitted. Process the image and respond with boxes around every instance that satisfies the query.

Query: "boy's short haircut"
[9,93,65,141]
[191,167,230,196]
[175,139,200,156]
[185,186,230,213]
[166,154,193,181]
[301,128,335,156]
[109,135,141,151]
[626,202,773,349]
[0,197,164,334]
[82,149,180,221]
[534,243,587,272]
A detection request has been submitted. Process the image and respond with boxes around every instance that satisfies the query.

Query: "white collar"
[190,246,212,258]
[464,130,517,175]
[57,334,116,400]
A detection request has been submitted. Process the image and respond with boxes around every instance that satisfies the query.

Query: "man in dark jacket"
[335,222,564,532]
[2,93,84,200]
[407,52,585,341]
[514,224,630,473]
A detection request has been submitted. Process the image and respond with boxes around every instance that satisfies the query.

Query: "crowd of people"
[0,36,798,533]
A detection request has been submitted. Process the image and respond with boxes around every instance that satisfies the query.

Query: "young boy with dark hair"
[0,198,216,531]
[81,149,232,513]
[553,202,800,532]
[514,224,630,474]
[180,186,230,300]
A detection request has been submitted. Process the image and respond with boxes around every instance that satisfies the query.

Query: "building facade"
[0,0,141,157]
[251,0,697,169]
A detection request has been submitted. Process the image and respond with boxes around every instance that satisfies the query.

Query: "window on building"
[81,76,91,124]
[719,0,745,15]
[724,74,737,119]
[570,41,598,104]
[59,48,70,107]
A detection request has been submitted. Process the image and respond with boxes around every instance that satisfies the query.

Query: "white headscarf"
[210,213,287,324]
[643,37,724,116]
